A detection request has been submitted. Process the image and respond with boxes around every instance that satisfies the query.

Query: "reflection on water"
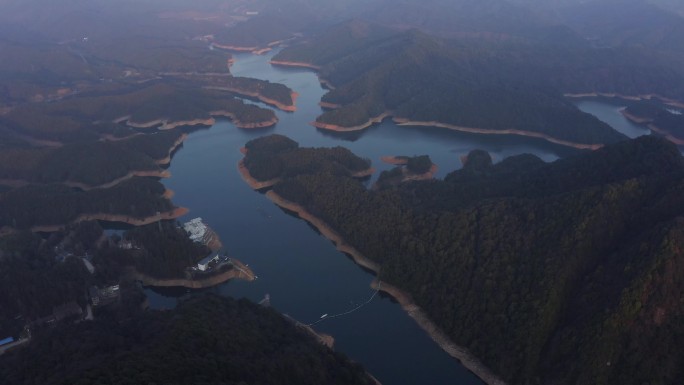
[574,99,651,139]
[143,50,647,385]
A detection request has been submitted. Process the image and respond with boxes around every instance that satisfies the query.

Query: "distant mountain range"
[274,19,684,146]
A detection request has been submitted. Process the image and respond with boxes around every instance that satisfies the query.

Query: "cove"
[145,50,638,385]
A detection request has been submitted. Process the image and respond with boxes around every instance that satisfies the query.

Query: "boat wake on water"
[306,282,382,327]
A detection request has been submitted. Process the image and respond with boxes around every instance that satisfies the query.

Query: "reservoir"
[147,50,650,384]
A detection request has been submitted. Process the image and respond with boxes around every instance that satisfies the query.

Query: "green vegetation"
[376,155,433,189]
[243,134,371,181]
[274,20,684,145]
[124,221,212,280]
[0,230,92,332]
[2,84,279,143]
[0,140,162,186]
[406,155,432,174]
[245,135,684,385]
[0,221,138,337]
[376,167,405,187]
[625,101,684,141]
[219,76,295,108]
[0,295,375,385]
[0,178,174,229]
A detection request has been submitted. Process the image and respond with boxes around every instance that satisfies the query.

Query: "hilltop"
[275,21,680,147]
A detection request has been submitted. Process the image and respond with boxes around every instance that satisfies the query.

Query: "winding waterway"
[145,50,652,385]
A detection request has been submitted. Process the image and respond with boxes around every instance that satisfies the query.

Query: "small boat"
[320,314,328,319]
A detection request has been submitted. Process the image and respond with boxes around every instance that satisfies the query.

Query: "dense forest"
[125,221,212,280]
[0,178,175,229]
[0,221,139,338]
[245,135,684,385]
[3,1,684,384]
[0,295,376,385]
[624,101,684,141]
[0,140,161,187]
[375,155,434,189]
[243,134,372,182]
[0,230,92,336]
[2,83,280,144]
[273,20,684,146]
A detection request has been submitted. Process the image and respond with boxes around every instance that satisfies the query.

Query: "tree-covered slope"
[0,178,175,229]
[274,20,684,146]
[244,135,684,385]
[0,295,375,385]
[243,134,372,181]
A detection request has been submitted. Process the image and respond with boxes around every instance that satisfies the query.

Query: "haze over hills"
[1,1,684,384]
[274,19,684,146]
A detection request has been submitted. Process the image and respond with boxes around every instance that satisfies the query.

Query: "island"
[239,134,374,188]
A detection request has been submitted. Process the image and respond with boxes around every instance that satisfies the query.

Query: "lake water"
[146,50,651,385]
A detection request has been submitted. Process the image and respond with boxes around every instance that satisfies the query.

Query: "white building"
[197,253,220,272]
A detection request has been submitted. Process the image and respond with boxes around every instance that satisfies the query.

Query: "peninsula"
[240,141,503,384]
[238,134,684,385]
[272,20,684,148]
[620,101,684,145]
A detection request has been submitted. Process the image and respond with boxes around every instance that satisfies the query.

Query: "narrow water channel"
[145,50,650,384]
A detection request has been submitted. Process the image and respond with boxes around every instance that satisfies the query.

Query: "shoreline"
[131,257,255,289]
[126,117,215,130]
[269,60,322,71]
[0,169,171,192]
[380,156,409,166]
[262,190,506,385]
[238,149,502,383]
[312,112,601,150]
[269,60,336,90]
[564,92,684,109]
[319,101,342,109]
[283,314,336,349]
[312,111,393,132]
[393,118,603,150]
[1,133,185,191]
[402,163,438,182]
[619,109,684,145]
[211,42,260,53]
[210,110,279,129]
[125,111,278,131]
[647,124,684,145]
[65,169,171,191]
[30,206,189,233]
[374,158,438,188]
[619,108,653,124]
[270,60,604,150]
[212,37,293,55]
[203,86,298,112]
[370,279,506,385]
[156,134,189,165]
[237,158,281,189]
[238,151,373,185]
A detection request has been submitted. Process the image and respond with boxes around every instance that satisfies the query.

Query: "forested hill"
[0,295,375,385]
[245,135,684,385]
[274,20,684,146]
